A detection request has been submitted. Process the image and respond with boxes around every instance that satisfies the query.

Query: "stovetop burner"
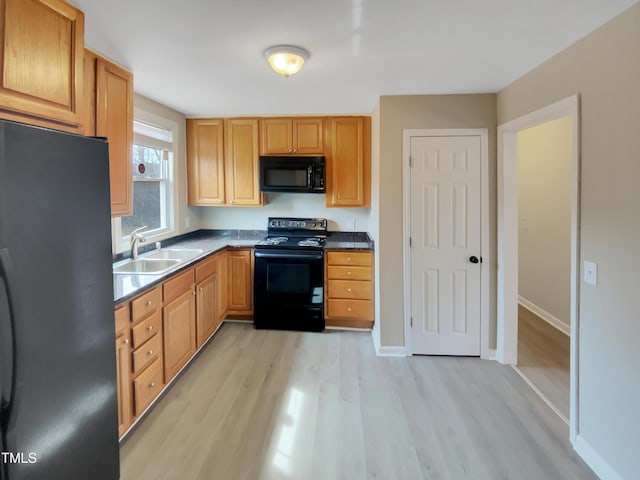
[255,217,328,251]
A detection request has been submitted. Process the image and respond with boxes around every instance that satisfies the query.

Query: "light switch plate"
[584,261,597,286]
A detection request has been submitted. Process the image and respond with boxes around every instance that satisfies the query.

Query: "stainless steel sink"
[113,258,181,275]
[143,248,203,261]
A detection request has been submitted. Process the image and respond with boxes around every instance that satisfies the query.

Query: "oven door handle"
[254,250,324,261]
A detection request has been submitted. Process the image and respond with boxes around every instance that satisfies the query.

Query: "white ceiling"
[72,0,638,116]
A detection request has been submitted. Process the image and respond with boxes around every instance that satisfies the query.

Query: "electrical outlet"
[584,261,597,286]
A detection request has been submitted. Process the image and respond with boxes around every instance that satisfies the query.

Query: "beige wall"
[498,3,640,477]
[517,116,572,327]
[378,94,497,347]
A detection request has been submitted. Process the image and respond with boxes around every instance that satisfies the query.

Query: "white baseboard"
[575,435,623,480]
[518,296,570,336]
[488,348,497,360]
[377,345,407,357]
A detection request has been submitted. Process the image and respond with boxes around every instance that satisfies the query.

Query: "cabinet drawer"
[327,251,372,266]
[327,299,373,320]
[131,309,161,348]
[115,304,130,335]
[327,280,373,300]
[132,333,162,375]
[133,358,163,416]
[327,266,372,281]
[164,268,195,303]
[195,255,217,283]
[131,287,162,323]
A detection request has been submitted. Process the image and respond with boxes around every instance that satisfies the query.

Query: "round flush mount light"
[264,45,310,78]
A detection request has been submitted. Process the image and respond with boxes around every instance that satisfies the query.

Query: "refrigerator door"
[0,121,119,480]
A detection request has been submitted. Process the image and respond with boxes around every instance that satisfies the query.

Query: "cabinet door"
[196,274,217,348]
[0,0,84,128]
[216,250,229,321]
[115,332,132,437]
[163,288,196,382]
[227,249,252,314]
[187,119,225,205]
[293,118,324,154]
[96,58,133,217]
[326,117,371,207]
[260,118,292,155]
[224,118,262,206]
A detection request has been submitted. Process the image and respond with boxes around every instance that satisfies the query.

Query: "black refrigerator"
[0,120,119,479]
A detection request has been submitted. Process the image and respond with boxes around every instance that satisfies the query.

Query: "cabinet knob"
[346,257,352,262]
[148,382,155,389]
[199,287,203,292]
[230,200,236,204]
[347,307,352,312]
[347,288,352,293]
[289,149,293,153]
[146,300,152,306]
[347,271,352,276]
[147,350,153,356]
[123,338,129,345]
[293,149,297,153]
[147,325,153,331]
[192,291,197,296]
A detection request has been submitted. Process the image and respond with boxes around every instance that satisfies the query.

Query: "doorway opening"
[497,95,580,443]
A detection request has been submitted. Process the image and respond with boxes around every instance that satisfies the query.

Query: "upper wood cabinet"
[0,0,84,130]
[84,50,133,217]
[224,118,262,206]
[187,119,225,205]
[325,117,371,208]
[259,117,324,155]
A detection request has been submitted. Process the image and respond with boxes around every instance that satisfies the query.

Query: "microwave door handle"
[307,165,313,188]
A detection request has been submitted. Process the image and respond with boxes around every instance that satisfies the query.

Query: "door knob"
[469,256,481,264]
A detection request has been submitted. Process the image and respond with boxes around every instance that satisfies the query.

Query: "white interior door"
[409,135,482,355]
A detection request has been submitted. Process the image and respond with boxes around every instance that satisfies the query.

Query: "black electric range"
[253,217,327,331]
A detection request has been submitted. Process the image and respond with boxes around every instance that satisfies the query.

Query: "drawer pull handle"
[146,300,152,306]
[347,288,352,293]
[148,382,155,388]
[347,307,352,312]
[147,350,153,356]
[147,325,153,331]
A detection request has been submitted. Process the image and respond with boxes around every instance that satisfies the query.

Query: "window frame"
[112,108,180,254]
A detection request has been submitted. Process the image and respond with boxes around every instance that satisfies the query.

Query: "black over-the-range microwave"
[259,156,325,193]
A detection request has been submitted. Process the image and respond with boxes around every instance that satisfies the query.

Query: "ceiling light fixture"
[264,45,310,78]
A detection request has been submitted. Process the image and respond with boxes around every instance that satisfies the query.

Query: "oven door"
[253,249,324,331]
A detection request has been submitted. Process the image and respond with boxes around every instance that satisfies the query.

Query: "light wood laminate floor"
[517,305,570,419]
[120,323,593,480]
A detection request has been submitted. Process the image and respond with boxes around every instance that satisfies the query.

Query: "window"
[115,115,177,251]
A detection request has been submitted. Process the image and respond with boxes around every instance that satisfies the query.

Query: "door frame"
[496,94,580,443]
[402,129,491,358]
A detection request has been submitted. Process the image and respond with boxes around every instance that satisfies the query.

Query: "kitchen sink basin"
[113,258,181,275]
[143,248,203,261]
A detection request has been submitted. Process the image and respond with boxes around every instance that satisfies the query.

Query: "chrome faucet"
[129,226,148,260]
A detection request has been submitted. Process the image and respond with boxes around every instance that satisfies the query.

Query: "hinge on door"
[409,237,412,247]
[410,316,413,327]
[409,156,414,167]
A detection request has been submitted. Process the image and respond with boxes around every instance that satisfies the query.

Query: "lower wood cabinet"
[227,248,253,316]
[325,250,374,328]
[163,284,196,383]
[114,247,253,438]
[114,304,132,437]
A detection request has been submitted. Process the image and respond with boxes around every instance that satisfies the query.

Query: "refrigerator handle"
[0,248,17,424]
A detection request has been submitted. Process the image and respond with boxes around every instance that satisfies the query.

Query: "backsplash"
[193,192,371,232]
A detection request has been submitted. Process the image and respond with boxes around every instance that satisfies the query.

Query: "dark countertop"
[113,229,374,305]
